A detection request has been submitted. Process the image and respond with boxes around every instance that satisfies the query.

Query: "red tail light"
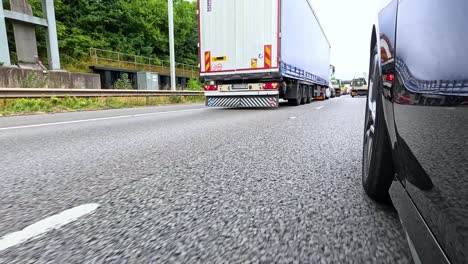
[205,85,217,91]
[263,82,279,89]
[383,74,395,82]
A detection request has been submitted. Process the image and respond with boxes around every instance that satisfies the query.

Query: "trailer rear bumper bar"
[205,91,279,108]
[351,89,368,97]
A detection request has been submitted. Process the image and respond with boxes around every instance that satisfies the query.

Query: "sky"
[309,0,390,80]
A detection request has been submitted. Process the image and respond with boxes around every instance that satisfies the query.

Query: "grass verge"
[0,95,205,116]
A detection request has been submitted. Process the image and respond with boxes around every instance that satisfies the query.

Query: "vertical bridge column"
[0,1,11,66]
[42,0,60,70]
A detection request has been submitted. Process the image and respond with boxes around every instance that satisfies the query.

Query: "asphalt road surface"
[0,96,412,263]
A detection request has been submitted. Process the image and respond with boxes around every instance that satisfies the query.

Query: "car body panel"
[373,0,468,263]
[393,0,468,260]
[390,181,450,264]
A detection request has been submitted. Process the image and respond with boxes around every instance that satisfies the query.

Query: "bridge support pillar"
[0,1,11,66]
[42,0,60,70]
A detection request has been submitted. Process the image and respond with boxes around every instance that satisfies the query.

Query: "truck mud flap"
[206,96,279,108]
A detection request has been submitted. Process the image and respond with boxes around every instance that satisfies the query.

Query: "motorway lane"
[0,96,412,263]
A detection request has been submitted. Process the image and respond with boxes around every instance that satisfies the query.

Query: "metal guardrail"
[89,48,199,78]
[0,88,204,99]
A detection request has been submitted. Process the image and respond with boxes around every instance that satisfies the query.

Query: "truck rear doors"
[199,0,279,77]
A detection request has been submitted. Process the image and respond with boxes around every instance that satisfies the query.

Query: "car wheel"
[362,47,394,203]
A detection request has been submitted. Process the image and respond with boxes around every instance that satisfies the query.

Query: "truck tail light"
[263,82,279,90]
[387,74,395,82]
[383,74,395,82]
[205,85,217,91]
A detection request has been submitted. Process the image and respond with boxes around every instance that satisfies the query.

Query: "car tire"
[362,47,394,204]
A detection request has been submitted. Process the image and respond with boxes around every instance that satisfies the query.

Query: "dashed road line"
[0,203,100,251]
[0,108,208,131]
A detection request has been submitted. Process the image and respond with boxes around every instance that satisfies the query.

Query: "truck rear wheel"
[300,85,306,104]
[300,96,306,105]
[305,86,312,104]
[288,98,300,106]
[288,84,302,106]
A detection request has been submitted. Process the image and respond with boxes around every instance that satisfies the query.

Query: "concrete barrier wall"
[0,67,101,89]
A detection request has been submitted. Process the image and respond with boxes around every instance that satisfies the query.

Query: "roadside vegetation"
[0,0,205,116]
[187,78,204,91]
[113,74,132,90]
[0,95,205,116]
[3,0,198,70]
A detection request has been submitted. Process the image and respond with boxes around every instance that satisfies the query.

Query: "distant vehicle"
[324,87,331,100]
[329,83,336,98]
[331,79,342,97]
[343,84,351,95]
[362,0,467,263]
[199,0,331,107]
[350,78,368,97]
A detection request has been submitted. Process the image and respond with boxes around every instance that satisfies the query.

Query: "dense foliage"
[4,0,198,67]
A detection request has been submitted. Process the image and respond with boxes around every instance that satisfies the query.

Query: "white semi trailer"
[198,0,331,107]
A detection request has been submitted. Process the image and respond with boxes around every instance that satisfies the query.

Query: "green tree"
[24,0,198,68]
[114,73,132,89]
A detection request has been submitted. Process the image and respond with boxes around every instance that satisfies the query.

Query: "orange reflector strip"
[264,45,272,68]
[205,51,211,72]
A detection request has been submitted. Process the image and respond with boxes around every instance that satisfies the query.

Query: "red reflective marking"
[399,95,411,102]
[263,82,278,89]
[205,85,217,91]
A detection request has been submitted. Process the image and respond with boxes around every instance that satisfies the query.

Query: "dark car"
[362,0,468,263]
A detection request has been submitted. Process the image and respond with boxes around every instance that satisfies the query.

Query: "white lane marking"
[290,116,297,119]
[315,106,325,110]
[0,203,100,251]
[0,108,207,131]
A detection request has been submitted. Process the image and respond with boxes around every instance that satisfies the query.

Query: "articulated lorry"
[331,79,342,97]
[198,0,331,107]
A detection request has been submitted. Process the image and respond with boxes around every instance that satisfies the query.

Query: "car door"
[393,0,468,262]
